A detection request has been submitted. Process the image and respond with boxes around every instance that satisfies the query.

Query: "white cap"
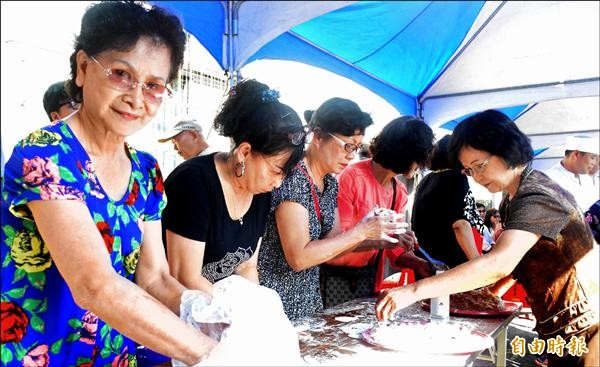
[566,135,599,155]
[158,117,203,143]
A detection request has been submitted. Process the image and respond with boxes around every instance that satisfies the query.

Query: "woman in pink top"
[324,116,435,301]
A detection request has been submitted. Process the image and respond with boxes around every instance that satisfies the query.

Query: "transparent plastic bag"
[174,275,302,366]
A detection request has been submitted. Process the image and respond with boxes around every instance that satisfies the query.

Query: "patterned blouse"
[258,160,337,321]
[1,120,165,367]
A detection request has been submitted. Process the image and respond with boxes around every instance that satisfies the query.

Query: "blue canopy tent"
[156,1,599,150]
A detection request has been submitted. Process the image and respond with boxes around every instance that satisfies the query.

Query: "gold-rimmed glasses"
[327,132,361,154]
[89,56,172,104]
[461,155,492,176]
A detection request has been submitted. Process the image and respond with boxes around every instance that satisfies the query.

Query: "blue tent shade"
[153,0,599,158]
[249,1,484,103]
[439,104,529,131]
[157,1,226,68]
[533,147,549,157]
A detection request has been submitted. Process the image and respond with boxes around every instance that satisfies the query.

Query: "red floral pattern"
[2,121,165,365]
[96,221,115,253]
[125,181,139,206]
[154,162,164,194]
[0,301,30,343]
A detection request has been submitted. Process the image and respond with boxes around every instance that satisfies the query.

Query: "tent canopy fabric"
[155,0,599,154]
[437,96,600,170]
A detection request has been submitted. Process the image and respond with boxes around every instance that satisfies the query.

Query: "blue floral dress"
[1,120,166,367]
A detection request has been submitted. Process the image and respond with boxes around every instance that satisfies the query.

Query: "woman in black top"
[412,135,483,268]
[162,79,305,293]
[376,110,598,367]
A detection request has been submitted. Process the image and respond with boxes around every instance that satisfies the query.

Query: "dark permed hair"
[304,97,373,136]
[65,1,186,103]
[370,116,434,174]
[448,110,533,169]
[213,79,305,175]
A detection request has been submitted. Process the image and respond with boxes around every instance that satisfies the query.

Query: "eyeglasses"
[461,155,491,176]
[327,132,361,154]
[89,56,172,104]
[59,100,80,110]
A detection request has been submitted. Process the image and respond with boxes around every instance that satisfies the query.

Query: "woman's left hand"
[375,284,418,321]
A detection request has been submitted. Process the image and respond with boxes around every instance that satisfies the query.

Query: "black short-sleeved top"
[162,153,271,283]
[500,168,595,339]
[258,160,338,320]
[412,169,474,268]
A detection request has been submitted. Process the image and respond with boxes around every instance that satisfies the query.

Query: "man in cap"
[158,117,210,160]
[43,81,79,121]
[546,135,599,211]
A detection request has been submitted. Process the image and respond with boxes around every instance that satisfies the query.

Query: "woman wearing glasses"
[0,2,215,366]
[376,110,598,367]
[258,97,406,320]
[162,79,305,293]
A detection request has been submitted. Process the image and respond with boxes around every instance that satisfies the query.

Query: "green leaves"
[30,314,45,333]
[13,342,27,361]
[51,339,63,355]
[3,252,12,268]
[27,271,46,291]
[59,166,78,183]
[68,318,83,329]
[66,332,81,342]
[37,298,48,313]
[60,123,73,139]
[1,344,14,364]
[21,298,41,312]
[112,334,123,351]
[12,268,26,284]
[23,220,36,233]
[107,202,116,218]
[6,285,28,299]
[100,324,112,340]
[100,348,112,359]
[2,225,16,239]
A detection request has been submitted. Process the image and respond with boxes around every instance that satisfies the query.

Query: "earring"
[235,161,245,177]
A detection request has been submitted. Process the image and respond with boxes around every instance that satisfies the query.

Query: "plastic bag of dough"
[173,275,303,366]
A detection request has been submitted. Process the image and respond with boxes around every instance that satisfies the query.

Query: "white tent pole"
[422,77,600,127]
[225,0,240,88]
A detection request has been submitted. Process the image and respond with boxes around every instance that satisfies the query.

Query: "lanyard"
[295,163,322,222]
[390,177,397,210]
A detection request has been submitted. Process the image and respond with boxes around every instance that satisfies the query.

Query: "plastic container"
[429,271,449,320]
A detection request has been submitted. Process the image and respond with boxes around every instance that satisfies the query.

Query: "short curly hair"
[370,116,434,174]
[449,110,533,168]
[65,1,186,103]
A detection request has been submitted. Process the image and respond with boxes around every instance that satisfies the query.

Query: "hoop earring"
[235,161,245,177]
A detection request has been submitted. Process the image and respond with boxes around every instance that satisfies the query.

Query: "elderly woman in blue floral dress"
[0,2,215,366]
